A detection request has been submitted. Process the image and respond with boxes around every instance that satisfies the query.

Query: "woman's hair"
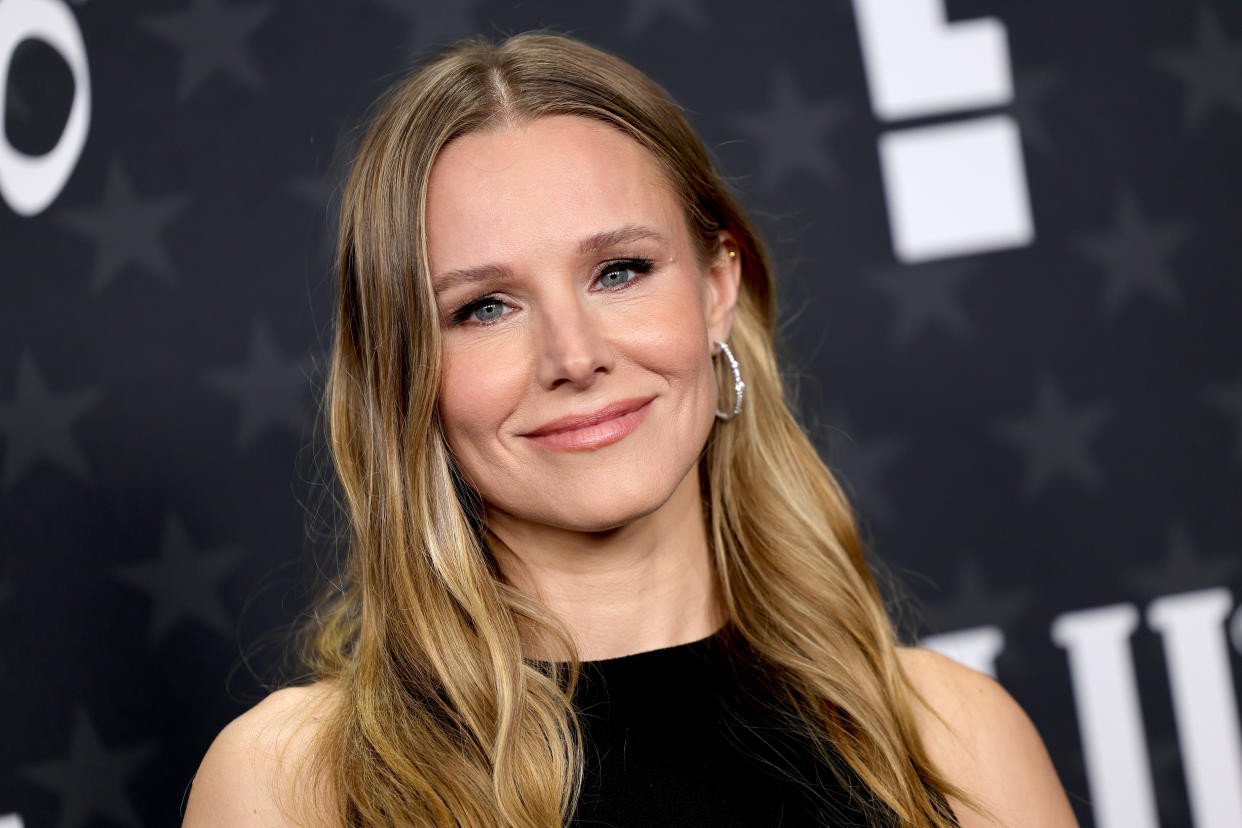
[285,29,970,827]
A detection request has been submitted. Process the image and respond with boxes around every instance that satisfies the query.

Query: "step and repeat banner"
[2,1,1240,826]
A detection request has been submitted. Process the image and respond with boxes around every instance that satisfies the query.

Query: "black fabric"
[550,626,900,827]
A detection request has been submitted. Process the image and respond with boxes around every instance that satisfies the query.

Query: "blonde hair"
[287,29,968,827]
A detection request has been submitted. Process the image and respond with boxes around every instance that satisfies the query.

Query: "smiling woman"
[431,116,732,536]
[181,30,1076,828]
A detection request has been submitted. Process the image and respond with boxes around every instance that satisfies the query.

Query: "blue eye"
[597,258,654,289]
[451,296,510,326]
[448,258,655,328]
[470,299,505,323]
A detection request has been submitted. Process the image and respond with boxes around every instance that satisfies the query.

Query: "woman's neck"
[486,465,724,661]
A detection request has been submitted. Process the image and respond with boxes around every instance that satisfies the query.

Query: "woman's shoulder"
[895,646,1079,827]
[181,680,341,827]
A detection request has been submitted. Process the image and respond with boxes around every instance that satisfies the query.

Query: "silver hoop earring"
[713,339,745,421]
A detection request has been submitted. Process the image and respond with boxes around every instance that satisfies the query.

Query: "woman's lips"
[522,397,654,452]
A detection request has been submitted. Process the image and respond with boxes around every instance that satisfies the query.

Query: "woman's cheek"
[618,277,708,361]
[439,336,525,455]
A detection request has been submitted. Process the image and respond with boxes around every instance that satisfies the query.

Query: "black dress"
[545,623,921,827]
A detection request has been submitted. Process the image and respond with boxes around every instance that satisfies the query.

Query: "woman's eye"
[451,297,510,326]
[450,259,653,327]
[596,258,654,289]
[471,299,505,322]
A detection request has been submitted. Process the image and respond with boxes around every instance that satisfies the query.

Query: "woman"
[183,31,1077,827]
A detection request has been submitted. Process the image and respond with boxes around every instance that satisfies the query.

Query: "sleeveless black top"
[541,624,930,827]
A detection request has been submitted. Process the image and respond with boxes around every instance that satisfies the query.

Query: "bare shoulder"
[182,680,341,827]
[896,647,1079,827]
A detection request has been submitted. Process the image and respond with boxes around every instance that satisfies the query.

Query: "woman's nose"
[534,292,613,390]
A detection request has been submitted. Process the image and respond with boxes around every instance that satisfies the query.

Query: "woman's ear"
[704,231,742,344]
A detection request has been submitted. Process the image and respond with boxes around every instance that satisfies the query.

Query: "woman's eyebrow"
[432,224,668,295]
[576,224,667,255]
[432,262,512,296]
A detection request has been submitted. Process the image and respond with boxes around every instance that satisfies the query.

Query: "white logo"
[0,0,90,217]
[852,0,1033,263]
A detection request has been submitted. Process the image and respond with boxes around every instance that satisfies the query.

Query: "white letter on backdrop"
[0,0,90,217]
[1148,589,1242,828]
[1052,604,1159,828]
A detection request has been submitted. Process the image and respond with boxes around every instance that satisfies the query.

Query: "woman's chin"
[549,500,666,534]
[477,451,702,535]
[507,487,674,535]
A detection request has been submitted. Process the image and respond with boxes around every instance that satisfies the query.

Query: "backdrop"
[2,1,1240,826]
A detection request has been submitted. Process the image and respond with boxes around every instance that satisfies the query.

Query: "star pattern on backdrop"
[202,316,314,449]
[731,65,851,194]
[1010,65,1062,157]
[19,708,155,828]
[864,259,976,349]
[1074,188,1191,316]
[0,350,99,493]
[140,0,274,102]
[921,557,1036,633]
[57,159,190,294]
[113,512,244,646]
[1201,373,1242,465]
[1156,5,1242,131]
[1127,522,1241,596]
[992,376,1111,498]
[370,0,482,50]
[818,406,903,524]
[623,0,708,37]
[5,6,1242,827]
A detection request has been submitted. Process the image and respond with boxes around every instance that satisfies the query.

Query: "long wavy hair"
[283,30,970,827]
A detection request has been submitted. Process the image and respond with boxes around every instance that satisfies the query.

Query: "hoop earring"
[713,339,745,421]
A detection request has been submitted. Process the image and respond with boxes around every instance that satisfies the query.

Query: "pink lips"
[522,396,655,452]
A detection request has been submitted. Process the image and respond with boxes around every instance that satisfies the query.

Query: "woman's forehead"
[424,116,685,269]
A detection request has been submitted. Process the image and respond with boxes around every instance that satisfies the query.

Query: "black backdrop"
[2,1,1241,826]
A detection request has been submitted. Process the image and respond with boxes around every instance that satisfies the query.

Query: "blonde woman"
[183,31,1077,827]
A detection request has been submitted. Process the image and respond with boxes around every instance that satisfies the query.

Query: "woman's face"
[426,114,740,532]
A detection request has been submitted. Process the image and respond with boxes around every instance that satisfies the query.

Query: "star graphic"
[731,66,851,194]
[1201,374,1242,465]
[1156,6,1242,131]
[623,0,708,37]
[57,158,190,293]
[140,0,273,102]
[816,406,902,523]
[19,708,155,828]
[1075,188,1191,316]
[1011,65,1062,157]
[113,512,243,645]
[1127,522,1240,596]
[203,316,314,449]
[0,350,99,493]
[370,0,482,50]
[921,557,1035,633]
[864,259,976,349]
[992,376,1111,498]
